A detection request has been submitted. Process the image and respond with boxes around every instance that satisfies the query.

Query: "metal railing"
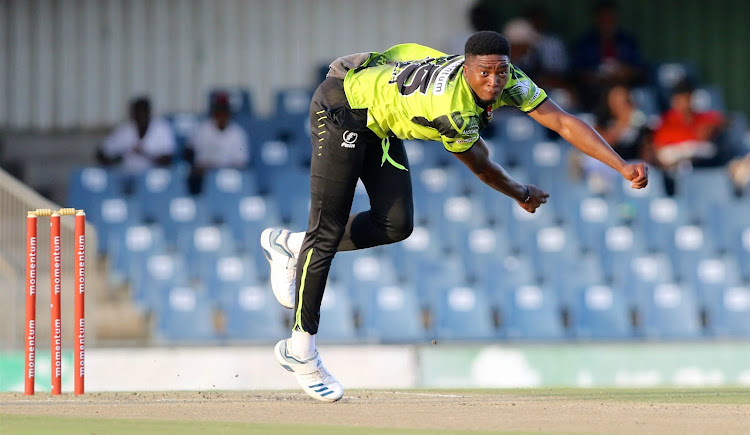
[0,168,99,350]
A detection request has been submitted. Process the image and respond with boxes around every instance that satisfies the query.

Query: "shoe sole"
[260,229,295,309]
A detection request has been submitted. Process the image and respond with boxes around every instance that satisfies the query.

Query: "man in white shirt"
[98,97,176,175]
[185,92,250,194]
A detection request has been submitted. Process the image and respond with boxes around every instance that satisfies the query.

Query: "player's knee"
[387,213,413,242]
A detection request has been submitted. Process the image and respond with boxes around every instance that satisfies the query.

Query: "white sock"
[290,330,316,360]
[287,231,305,256]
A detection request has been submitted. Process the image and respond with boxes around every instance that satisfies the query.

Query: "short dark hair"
[464,31,510,57]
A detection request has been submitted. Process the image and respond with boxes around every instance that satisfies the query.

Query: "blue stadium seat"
[207,254,258,304]
[273,88,312,144]
[201,168,258,223]
[475,166,526,222]
[638,283,702,339]
[572,285,633,340]
[704,199,750,254]
[736,227,750,282]
[265,165,310,226]
[494,115,547,167]
[221,283,289,341]
[558,253,607,310]
[106,224,167,287]
[598,225,647,285]
[225,195,282,260]
[154,284,217,342]
[668,224,717,282]
[433,285,496,341]
[502,191,556,253]
[636,197,690,252]
[386,226,444,283]
[482,253,537,308]
[316,282,357,343]
[501,285,565,340]
[67,166,124,217]
[561,196,618,253]
[412,166,463,224]
[132,165,190,223]
[675,167,734,224]
[361,284,425,342]
[460,227,511,286]
[623,253,676,309]
[653,61,700,106]
[92,197,142,255]
[690,255,743,309]
[177,224,237,282]
[157,196,210,249]
[332,250,399,309]
[611,164,668,206]
[433,195,488,253]
[707,285,750,337]
[130,253,189,312]
[529,225,581,287]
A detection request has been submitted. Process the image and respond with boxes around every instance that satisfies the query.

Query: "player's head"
[463,31,511,106]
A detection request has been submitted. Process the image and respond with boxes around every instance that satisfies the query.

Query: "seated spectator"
[652,80,726,195]
[97,96,176,175]
[502,18,542,79]
[573,1,646,111]
[442,1,495,56]
[185,92,250,194]
[652,80,724,170]
[571,84,653,194]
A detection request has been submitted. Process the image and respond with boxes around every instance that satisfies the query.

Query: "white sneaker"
[274,339,344,402]
[260,228,297,309]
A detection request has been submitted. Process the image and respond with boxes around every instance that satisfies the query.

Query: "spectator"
[442,1,495,56]
[502,19,541,79]
[652,80,726,195]
[185,92,250,194]
[573,1,646,111]
[97,96,176,175]
[652,80,724,170]
[572,84,653,193]
[523,5,570,90]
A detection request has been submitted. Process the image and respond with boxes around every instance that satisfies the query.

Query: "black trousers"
[292,77,414,334]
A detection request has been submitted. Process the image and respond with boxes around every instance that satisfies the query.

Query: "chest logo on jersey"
[341,130,358,148]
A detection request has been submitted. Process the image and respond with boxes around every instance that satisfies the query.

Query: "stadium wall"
[0,0,474,131]
[2,343,750,392]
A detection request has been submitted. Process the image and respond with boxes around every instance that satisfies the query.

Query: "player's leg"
[337,136,414,251]
[271,77,373,402]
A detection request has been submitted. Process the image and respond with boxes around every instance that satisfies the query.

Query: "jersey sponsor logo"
[341,130,358,148]
[530,86,541,102]
[433,57,464,96]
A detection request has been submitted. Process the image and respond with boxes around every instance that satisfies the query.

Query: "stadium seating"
[572,285,633,340]
[106,224,167,288]
[220,283,289,341]
[207,87,253,115]
[706,285,750,337]
[132,165,190,223]
[361,284,425,342]
[501,285,565,340]
[432,285,496,341]
[67,166,124,217]
[130,253,189,312]
[638,283,703,339]
[315,282,358,343]
[201,168,259,223]
[154,284,217,342]
[92,197,141,254]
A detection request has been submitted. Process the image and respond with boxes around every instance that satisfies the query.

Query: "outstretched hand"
[621,162,649,189]
[516,184,549,213]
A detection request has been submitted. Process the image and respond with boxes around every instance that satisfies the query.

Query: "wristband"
[521,185,531,203]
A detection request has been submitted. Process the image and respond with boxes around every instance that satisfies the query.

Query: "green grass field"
[1,388,748,435]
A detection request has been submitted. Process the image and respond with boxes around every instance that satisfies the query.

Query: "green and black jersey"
[344,43,548,153]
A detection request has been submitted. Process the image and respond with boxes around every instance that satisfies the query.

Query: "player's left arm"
[527,99,649,189]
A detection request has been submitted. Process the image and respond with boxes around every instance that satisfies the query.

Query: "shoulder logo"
[507,81,531,106]
[341,130,358,148]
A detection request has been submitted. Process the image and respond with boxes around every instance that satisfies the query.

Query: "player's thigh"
[360,137,414,220]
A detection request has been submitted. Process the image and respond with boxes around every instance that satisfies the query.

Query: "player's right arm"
[453,137,549,213]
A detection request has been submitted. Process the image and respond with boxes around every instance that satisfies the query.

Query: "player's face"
[463,54,510,106]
